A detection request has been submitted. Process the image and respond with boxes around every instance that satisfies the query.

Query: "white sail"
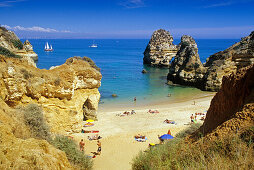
[50,45,52,49]
[45,44,47,49]
[46,42,49,49]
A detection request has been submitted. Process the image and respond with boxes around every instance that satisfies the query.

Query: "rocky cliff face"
[143,29,178,67]
[167,31,254,91]
[0,55,102,134]
[0,98,73,169]
[0,26,38,66]
[189,65,254,141]
[202,31,254,91]
[167,35,206,87]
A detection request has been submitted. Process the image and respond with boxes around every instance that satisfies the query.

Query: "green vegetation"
[82,56,101,71]
[0,46,21,58]
[23,104,51,141]
[11,39,23,50]
[132,124,254,170]
[51,136,93,170]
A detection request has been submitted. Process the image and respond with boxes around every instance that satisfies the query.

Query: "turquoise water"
[24,39,239,108]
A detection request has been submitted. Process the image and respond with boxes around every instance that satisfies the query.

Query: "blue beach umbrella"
[160,134,174,140]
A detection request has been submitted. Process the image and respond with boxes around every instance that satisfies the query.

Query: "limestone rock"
[143,29,178,67]
[0,55,102,135]
[202,31,254,91]
[0,98,73,169]
[0,26,38,66]
[167,31,254,91]
[167,35,206,87]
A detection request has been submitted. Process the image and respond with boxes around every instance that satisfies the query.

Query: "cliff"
[190,65,254,141]
[0,97,73,169]
[167,35,206,87]
[0,55,102,135]
[0,26,38,66]
[167,31,254,91]
[143,29,178,67]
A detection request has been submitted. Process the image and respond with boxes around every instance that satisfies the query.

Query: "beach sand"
[71,94,214,170]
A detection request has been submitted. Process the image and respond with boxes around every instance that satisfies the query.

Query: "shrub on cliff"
[132,126,254,169]
[82,56,101,71]
[11,39,23,50]
[23,104,51,141]
[51,136,93,170]
[0,46,21,58]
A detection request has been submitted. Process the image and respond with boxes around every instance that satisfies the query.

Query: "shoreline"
[71,94,215,170]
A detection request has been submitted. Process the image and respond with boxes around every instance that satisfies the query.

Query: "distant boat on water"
[89,41,98,48]
[44,42,53,51]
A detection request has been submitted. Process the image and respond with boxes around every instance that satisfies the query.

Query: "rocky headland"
[0,27,102,169]
[0,26,38,67]
[143,29,178,67]
[167,31,254,91]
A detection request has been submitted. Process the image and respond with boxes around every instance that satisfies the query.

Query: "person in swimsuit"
[97,140,101,155]
[79,139,85,152]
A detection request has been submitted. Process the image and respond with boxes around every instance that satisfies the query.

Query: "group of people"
[147,109,159,113]
[190,112,206,123]
[117,110,136,116]
[79,139,102,157]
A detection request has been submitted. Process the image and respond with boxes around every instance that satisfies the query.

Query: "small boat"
[89,41,98,48]
[44,42,53,51]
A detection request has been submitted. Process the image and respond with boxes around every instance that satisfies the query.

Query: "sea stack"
[143,29,177,67]
[167,35,205,87]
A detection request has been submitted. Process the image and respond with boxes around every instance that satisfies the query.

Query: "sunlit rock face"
[143,29,178,67]
[0,55,101,135]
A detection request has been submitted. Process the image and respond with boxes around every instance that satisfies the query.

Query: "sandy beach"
[71,94,214,170]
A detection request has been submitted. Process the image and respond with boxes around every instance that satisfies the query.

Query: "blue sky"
[1,0,254,39]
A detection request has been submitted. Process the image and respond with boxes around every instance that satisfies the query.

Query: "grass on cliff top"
[0,46,21,58]
[11,39,23,50]
[132,124,254,170]
[68,56,101,71]
[51,136,93,170]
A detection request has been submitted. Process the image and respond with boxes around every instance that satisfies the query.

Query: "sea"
[23,39,239,109]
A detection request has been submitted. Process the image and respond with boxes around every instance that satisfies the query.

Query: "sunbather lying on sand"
[134,134,146,139]
[164,119,176,124]
[88,134,102,140]
[148,109,159,113]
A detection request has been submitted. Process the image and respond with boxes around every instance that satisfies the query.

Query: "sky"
[0,0,254,39]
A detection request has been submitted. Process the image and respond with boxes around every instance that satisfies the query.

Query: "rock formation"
[167,35,206,87]
[16,40,38,62]
[0,55,102,135]
[0,26,38,66]
[143,29,178,67]
[167,31,254,91]
[0,98,73,169]
[189,65,254,141]
[202,31,254,91]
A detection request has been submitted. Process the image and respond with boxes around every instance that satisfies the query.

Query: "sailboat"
[89,41,98,48]
[44,42,53,51]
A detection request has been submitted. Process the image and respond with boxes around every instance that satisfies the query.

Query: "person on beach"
[131,110,136,115]
[97,140,101,155]
[79,139,85,152]
[134,97,137,102]
[167,129,171,135]
[190,114,194,123]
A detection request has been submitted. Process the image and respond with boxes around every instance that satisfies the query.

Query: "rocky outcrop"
[0,55,102,134]
[143,29,177,67]
[189,65,254,141]
[0,98,73,169]
[0,26,38,66]
[202,31,254,91]
[16,40,38,62]
[167,35,206,87]
[167,31,254,91]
